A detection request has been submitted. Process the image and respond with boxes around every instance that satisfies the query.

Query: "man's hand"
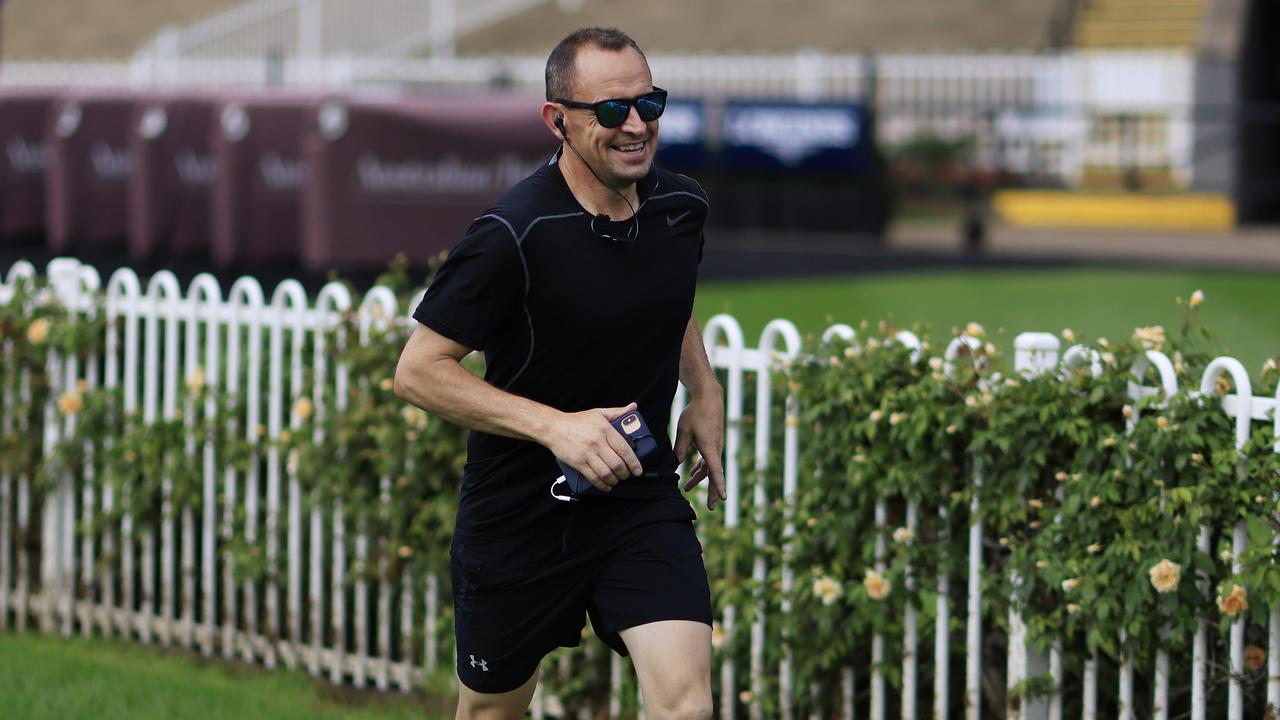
[675,391,727,510]
[543,402,643,493]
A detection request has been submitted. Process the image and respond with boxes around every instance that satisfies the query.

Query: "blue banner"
[655,100,706,170]
[722,101,867,173]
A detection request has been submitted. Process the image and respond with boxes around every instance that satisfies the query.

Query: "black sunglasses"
[555,87,668,128]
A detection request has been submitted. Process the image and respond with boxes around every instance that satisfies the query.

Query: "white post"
[1199,359,1253,720]
[903,500,919,720]
[704,315,745,720]
[1009,333,1060,720]
[1271,371,1280,717]
[871,499,886,720]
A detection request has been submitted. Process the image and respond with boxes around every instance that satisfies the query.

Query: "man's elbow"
[392,360,423,404]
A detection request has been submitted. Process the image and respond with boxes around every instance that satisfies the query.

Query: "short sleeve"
[412,216,524,351]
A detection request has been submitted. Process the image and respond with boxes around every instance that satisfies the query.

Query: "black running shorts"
[451,509,712,694]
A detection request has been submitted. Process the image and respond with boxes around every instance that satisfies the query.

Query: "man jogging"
[394,26,725,720]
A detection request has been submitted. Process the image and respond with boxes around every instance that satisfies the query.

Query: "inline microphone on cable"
[556,114,639,242]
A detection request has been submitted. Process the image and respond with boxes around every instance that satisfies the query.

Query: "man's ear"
[540,102,565,140]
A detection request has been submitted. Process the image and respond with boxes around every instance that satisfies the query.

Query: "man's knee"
[455,667,539,720]
[455,692,531,720]
[647,687,713,720]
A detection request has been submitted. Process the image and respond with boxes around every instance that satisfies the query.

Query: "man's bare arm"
[393,324,641,489]
[673,316,727,509]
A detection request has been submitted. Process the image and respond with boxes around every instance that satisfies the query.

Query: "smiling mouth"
[612,141,646,155]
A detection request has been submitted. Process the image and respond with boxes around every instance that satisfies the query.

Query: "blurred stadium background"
[1,0,1277,285]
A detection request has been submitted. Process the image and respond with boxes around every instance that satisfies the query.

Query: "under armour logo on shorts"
[470,654,489,672]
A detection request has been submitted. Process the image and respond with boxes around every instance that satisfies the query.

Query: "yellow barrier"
[992,191,1235,231]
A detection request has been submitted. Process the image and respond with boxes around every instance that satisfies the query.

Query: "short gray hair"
[545,27,646,101]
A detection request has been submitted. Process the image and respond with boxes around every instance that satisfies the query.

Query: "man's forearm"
[395,355,559,445]
[679,316,722,399]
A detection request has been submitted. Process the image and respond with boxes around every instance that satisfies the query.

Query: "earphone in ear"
[554,114,565,136]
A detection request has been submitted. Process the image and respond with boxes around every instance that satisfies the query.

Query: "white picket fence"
[2,257,1278,719]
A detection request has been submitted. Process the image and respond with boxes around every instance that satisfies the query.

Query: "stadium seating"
[1073,0,1208,50]
[458,0,1061,54]
[0,0,237,59]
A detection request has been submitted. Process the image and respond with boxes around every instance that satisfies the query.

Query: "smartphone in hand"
[551,410,658,501]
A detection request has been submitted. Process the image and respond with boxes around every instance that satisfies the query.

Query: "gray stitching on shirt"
[646,190,710,208]
[475,211,584,390]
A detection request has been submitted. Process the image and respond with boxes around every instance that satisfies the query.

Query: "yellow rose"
[397,545,412,558]
[965,322,985,338]
[1061,328,1075,343]
[813,575,843,606]
[1218,585,1248,618]
[26,318,50,345]
[1189,289,1204,307]
[945,424,957,435]
[1066,603,1081,614]
[1090,496,1101,508]
[57,391,83,416]
[862,570,889,600]
[401,405,428,429]
[1156,417,1169,430]
[892,527,914,544]
[1062,578,1080,592]
[186,366,206,395]
[888,412,904,426]
[868,410,883,423]
[1133,325,1166,351]
[293,397,314,420]
[1246,644,1265,672]
[710,622,727,649]
[1148,559,1181,593]
[1215,376,1231,396]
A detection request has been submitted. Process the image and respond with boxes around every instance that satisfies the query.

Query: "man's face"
[560,45,659,186]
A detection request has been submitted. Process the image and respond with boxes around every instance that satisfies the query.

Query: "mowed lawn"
[695,268,1280,372]
[0,633,449,720]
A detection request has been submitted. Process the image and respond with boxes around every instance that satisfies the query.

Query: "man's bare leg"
[620,620,713,720]
[456,664,540,720]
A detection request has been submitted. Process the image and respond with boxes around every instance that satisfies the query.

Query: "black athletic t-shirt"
[413,151,708,544]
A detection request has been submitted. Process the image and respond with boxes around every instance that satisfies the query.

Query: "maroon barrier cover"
[128,92,218,262]
[300,93,553,272]
[0,89,57,240]
[46,89,140,253]
[210,90,329,268]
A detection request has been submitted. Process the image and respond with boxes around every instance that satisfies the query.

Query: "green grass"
[695,268,1280,372]
[0,632,451,720]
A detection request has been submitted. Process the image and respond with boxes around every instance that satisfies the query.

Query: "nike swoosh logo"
[666,210,692,227]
